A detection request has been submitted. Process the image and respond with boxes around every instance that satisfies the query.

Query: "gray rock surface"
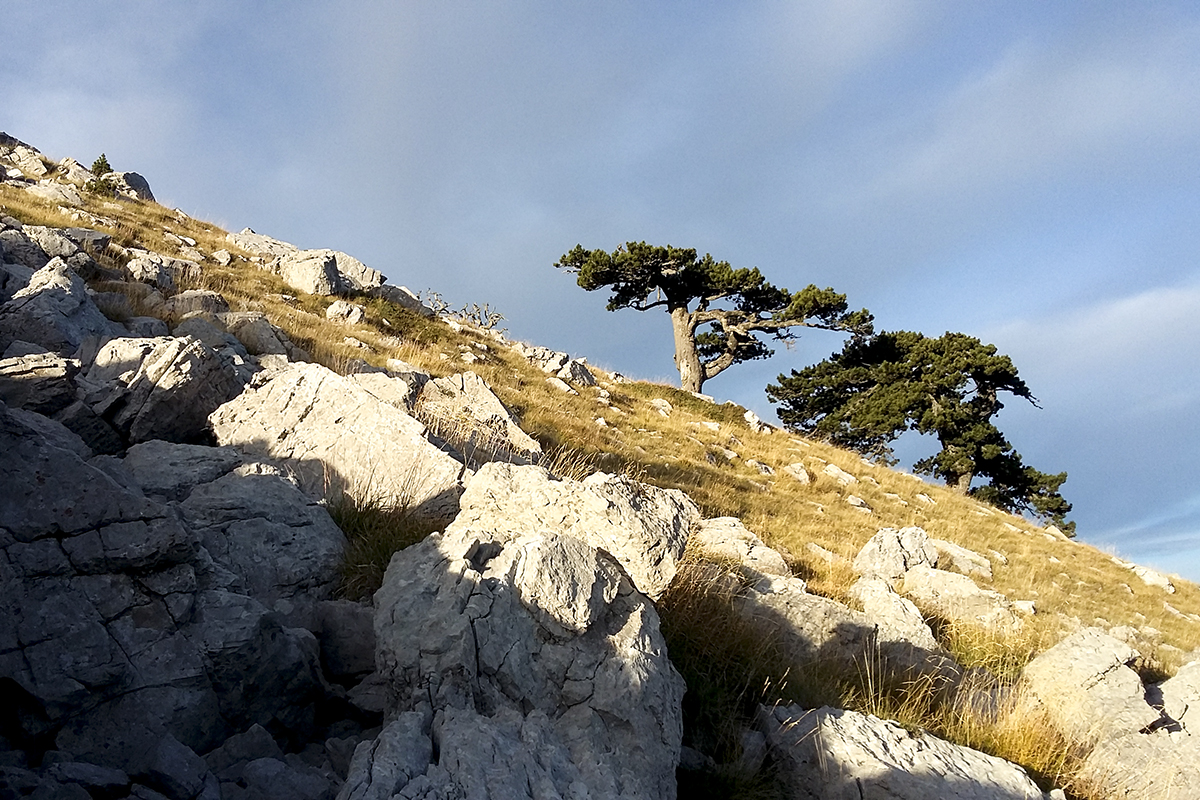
[0,351,79,414]
[759,704,1047,799]
[416,371,543,467]
[210,361,465,518]
[102,171,155,201]
[1158,659,1200,730]
[80,335,243,444]
[1022,627,1163,745]
[445,461,698,600]
[691,516,790,577]
[354,516,685,800]
[125,250,200,291]
[226,228,300,258]
[369,284,434,317]
[932,538,994,580]
[272,249,384,296]
[0,259,122,355]
[854,526,938,582]
[901,564,1019,628]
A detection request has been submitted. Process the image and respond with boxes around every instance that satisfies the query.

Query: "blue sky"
[4,1,1199,581]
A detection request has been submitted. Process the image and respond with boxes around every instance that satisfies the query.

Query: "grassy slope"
[5,176,1199,797]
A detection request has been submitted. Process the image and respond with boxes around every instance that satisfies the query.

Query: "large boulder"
[1021,627,1164,746]
[0,259,122,355]
[900,564,1019,629]
[101,170,155,202]
[210,361,466,519]
[271,249,384,296]
[415,371,543,467]
[444,461,698,600]
[349,518,685,800]
[124,250,200,291]
[0,401,341,788]
[691,516,790,578]
[758,705,1047,799]
[854,526,938,582]
[80,335,244,445]
[0,351,79,415]
[368,284,433,317]
[226,228,300,259]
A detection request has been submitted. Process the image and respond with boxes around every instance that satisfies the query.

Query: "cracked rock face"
[352,521,686,800]
[446,461,699,600]
[210,361,466,519]
[1,403,337,787]
[759,705,1047,800]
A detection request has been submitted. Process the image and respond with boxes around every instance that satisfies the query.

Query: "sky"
[4,1,1199,581]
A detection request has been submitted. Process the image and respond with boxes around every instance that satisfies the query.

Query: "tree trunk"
[670,307,704,393]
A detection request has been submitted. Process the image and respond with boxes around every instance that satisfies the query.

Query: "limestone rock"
[179,469,347,621]
[822,463,857,485]
[218,311,302,358]
[1080,729,1200,800]
[931,538,994,580]
[210,361,465,519]
[1157,659,1200,730]
[326,299,366,325]
[125,250,200,291]
[102,171,155,202]
[81,336,243,444]
[360,520,685,800]
[901,565,1019,629]
[759,705,1046,799]
[416,371,542,467]
[783,462,812,484]
[512,343,570,373]
[25,180,84,206]
[162,289,230,318]
[271,249,384,296]
[226,228,300,259]
[0,351,79,415]
[556,358,596,386]
[0,132,48,176]
[349,370,425,412]
[854,526,938,582]
[849,576,941,653]
[692,517,790,578]
[369,284,434,317]
[1022,627,1164,746]
[650,398,672,417]
[445,461,698,600]
[0,259,122,355]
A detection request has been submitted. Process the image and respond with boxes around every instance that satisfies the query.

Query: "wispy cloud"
[861,20,1200,205]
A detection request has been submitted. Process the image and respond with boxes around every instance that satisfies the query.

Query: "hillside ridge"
[2,133,1200,799]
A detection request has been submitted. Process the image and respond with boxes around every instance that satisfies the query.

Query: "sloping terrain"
[3,135,1200,799]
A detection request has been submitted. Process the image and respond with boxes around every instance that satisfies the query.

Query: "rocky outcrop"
[1022,628,1200,798]
[445,462,697,600]
[758,705,1048,799]
[271,249,384,297]
[351,510,686,799]
[691,516,791,577]
[0,259,122,355]
[79,335,245,445]
[854,526,938,582]
[415,371,543,467]
[901,564,1019,628]
[0,402,342,797]
[210,361,466,518]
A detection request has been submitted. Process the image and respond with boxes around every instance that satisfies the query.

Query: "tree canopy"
[768,330,1074,533]
[555,241,872,393]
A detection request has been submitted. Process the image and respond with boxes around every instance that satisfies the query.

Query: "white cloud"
[987,281,1200,387]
